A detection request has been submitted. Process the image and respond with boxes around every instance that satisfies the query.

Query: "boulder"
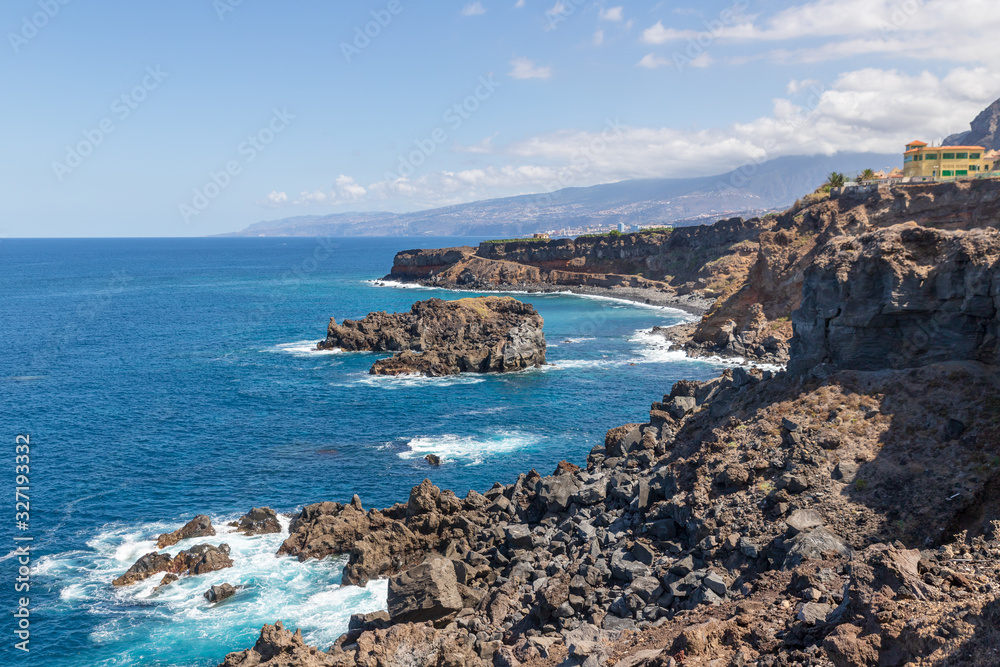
[784,528,853,568]
[387,558,464,624]
[537,475,581,513]
[231,507,281,536]
[156,515,215,549]
[786,509,824,535]
[205,583,238,603]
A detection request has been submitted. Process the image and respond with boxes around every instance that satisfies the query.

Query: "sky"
[3,0,1000,237]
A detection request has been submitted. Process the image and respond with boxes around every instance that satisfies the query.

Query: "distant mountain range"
[222,152,899,237]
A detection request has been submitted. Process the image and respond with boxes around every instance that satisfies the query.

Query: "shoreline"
[371,277,713,317]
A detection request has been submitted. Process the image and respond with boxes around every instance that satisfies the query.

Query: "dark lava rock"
[205,583,239,603]
[230,507,282,536]
[317,297,546,376]
[156,515,216,549]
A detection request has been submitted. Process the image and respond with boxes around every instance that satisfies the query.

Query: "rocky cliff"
[791,224,1000,375]
[318,297,546,376]
[210,181,1000,667]
[388,180,1000,367]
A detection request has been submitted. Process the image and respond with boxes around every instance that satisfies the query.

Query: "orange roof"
[906,141,928,147]
[904,145,986,154]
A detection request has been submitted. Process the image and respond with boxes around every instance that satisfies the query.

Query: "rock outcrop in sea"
[317,296,546,376]
[214,180,1000,667]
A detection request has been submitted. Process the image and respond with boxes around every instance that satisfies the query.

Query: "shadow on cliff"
[834,361,1000,549]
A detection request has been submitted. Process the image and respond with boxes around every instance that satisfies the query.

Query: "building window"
[970,153,981,159]
[943,153,956,160]
[957,152,969,159]
[942,170,954,176]
[904,155,914,163]
[970,165,980,172]
[956,170,969,176]
[924,153,938,160]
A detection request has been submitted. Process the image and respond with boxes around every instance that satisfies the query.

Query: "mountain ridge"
[221,152,898,237]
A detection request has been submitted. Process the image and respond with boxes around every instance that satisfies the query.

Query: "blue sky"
[2,0,999,237]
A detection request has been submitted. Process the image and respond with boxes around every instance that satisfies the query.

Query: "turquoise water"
[1,238,731,666]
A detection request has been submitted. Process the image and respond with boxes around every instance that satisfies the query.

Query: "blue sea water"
[1,238,735,667]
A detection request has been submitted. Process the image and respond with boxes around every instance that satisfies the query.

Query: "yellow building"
[903,140,993,179]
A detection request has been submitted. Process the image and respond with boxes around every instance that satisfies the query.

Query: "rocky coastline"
[109,180,1000,666]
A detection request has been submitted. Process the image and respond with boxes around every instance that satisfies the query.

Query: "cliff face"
[790,224,1000,374]
[318,297,546,376]
[943,96,1000,151]
[387,218,766,301]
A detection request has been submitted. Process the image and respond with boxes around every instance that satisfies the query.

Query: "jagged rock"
[537,474,581,513]
[317,297,546,376]
[386,558,464,624]
[424,454,442,466]
[156,515,215,549]
[217,622,337,666]
[230,507,281,536]
[784,528,853,568]
[113,543,233,586]
[786,509,824,535]
[205,583,238,603]
[797,602,835,626]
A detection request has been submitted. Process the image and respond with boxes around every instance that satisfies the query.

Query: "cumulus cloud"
[509,57,552,80]
[638,0,1000,64]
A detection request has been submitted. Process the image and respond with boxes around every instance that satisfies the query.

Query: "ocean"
[1,237,735,666]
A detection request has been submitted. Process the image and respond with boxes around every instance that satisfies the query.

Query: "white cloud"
[260,67,1000,211]
[641,20,672,44]
[637,53,671,69]
[461,1,486,16]
[515,0,525,6]
[509,57,552,80]
[259,191,288,207]
[600,6,624,21]
[638,0,1000,64]
[334,175,367,201]
[592,29,604,46]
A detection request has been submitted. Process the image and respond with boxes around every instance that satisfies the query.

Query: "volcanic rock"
[156,514,215,549]
[230,507,281,536]
[386,558,464,624]
[317,297,546,376]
